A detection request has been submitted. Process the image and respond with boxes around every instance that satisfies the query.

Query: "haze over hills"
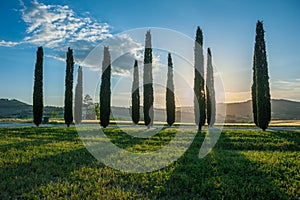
[225,99,300,122]
[0,98,300,122]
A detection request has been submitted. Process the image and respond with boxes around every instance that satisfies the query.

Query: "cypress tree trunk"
[193,26,206,131]
[166,53,175,126]
[253,20,271,131]
[131,60,140,125]
[206,48,216,127]
[100,46,111,128]
[143,31,154,128]
[64,47,74,127]
[74,66,83,124]
[33,46,44,127]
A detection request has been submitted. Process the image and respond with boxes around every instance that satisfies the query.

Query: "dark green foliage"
[33,46,44,127]
[143,31,154,127]
[64,47,74,127]
[252,36,258,126]
[193,26,206,131]
[166,53,175,126]
[131,60,140,125]
[252,21,271,130]
[100,46,111,128]
[251,78,258,126]
[74,66,83,124]
[206,48,216,126]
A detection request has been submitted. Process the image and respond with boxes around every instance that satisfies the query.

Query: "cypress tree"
[64,47,74,127]
[74,66,83,124]
[143,31,154,128]
[33,46,44,127]
[252,20,271,130]
[166,53,175,126]
[131,60,140,125]
[100,46,111,128]
[206,48,216,127]
[193,26,206,131]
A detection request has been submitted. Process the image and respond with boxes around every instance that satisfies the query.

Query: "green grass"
[0,127,299,199]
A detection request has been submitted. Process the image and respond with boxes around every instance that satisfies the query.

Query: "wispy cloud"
[269,78,300,101]
[271,78,300,91]
[0,40,20,47]
[1,0,161,76]
[82,33,161,75]
[20,0,111,48]
[0,0,112,62]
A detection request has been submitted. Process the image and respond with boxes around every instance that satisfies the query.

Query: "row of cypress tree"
[129,53,176,127]
[31,30,218,129]
[193,27,217,131]
[126,29,214,129]
[33,47,77,127]
[33,21,270,130]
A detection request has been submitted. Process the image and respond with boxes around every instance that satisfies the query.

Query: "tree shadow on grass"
[0,138,53,152]
[158,131,290,199]
[0,147,97,198]
[0,127,81,152]
[102,128,177,152]
[269,129,300,150]
[0,127,98,198]
[214,129,300,151]
[1,127,297,199]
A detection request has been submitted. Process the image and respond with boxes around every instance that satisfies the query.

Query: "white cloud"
[1,1,161,76]
[82,33,161,75]
[271,78,300,91]
[45,54,65,62]
[1,0,112,61]
[19,0,111,48]
[0,40,20,47]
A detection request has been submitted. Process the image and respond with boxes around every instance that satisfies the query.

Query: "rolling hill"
[0,98,299,122]
[0,99,63,119]
[225,99,300,122]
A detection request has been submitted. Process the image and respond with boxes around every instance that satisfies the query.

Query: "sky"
[0,0,299,107]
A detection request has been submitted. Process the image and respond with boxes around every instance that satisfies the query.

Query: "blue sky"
[0,0,299,107]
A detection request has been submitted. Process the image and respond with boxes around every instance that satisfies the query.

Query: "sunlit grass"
[0,127,299,199]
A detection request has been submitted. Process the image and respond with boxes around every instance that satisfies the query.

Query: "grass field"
[0,127,299,199]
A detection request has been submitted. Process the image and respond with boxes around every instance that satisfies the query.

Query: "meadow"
[0,126,299,199]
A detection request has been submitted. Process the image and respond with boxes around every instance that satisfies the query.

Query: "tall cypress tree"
[193,26,206,131]
[206,48,216,127]
[143,31,154,128]
[252,20,271,130]
[100,46,111,128]
[74,66,83,124]
[64,47,74,127]
[131,60,140,125]
[166,53,175,126]
[33,46,44,127]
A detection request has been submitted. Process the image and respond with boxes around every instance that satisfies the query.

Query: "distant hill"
[0,98,299,122]
[226,99,300,122]
[0,99,63,119]
[0,99,32,118]
[110,99,300,123]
